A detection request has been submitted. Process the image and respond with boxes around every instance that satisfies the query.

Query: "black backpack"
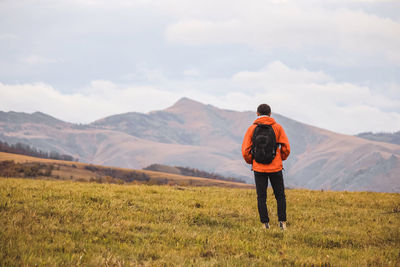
[251,123,277,164]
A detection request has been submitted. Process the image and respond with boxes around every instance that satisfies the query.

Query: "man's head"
[257,104,271,116]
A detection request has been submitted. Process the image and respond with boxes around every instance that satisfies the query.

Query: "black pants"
[254,170,286,223]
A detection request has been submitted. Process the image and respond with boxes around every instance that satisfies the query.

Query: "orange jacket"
[242,116,290,173]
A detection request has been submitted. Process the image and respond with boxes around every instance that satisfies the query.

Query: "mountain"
[357,131,400,145]
[0,97,399,192]
[0,111,66,126]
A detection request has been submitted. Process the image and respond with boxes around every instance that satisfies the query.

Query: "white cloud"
[223,62,400,134]
[0,61,399,134]
[23,55,59,65]
[165,2,400,65]
[183,68,200,77]
[170,74,400,135]
[167,61,400,134]
[232,61,333,90]
[0,82,179,123]
[0,0,399,134]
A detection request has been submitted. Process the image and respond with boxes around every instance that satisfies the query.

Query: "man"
[242,104,290,230]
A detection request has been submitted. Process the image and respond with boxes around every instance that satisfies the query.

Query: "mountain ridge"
[357,131,400,145]
[0,97,399,192]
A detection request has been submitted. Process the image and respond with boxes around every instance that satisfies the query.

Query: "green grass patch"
[0,178,399,266]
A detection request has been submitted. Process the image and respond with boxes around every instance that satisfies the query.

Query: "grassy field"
[0,178,399,266]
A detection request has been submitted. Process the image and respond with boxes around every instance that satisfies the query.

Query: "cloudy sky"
[0,0,399,135]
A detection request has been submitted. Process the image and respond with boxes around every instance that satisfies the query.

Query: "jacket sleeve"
[277,125,290,161]
[242,125,255,164]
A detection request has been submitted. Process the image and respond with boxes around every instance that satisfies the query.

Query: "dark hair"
[257,104,271,116]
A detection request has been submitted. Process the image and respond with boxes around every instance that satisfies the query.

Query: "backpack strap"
[251,123,261,156]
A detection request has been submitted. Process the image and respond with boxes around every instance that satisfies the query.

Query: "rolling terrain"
[0,152,252,189]
[0,178,399,266]
[1,97,399,192]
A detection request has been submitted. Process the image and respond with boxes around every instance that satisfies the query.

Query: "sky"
[0,0,399,135]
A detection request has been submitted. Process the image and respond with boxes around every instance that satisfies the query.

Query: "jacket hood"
[253,116,276,125]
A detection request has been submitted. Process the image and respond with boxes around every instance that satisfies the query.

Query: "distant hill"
[143,164,246,183]
[357,131,400,145]
[0,152,253,188]
[0,97,399,192]
[0,141,77,161]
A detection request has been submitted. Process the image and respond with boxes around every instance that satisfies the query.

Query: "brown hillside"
[0,152,253,189]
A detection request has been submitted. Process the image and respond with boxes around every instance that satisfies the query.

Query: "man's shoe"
[263,222,270,229]
[279,221,286,230]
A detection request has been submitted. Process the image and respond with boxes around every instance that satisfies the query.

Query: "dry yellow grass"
[0,152,253,188]
[0,177,399,266]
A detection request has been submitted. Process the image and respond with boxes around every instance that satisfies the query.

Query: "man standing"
[242,104,290,230]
